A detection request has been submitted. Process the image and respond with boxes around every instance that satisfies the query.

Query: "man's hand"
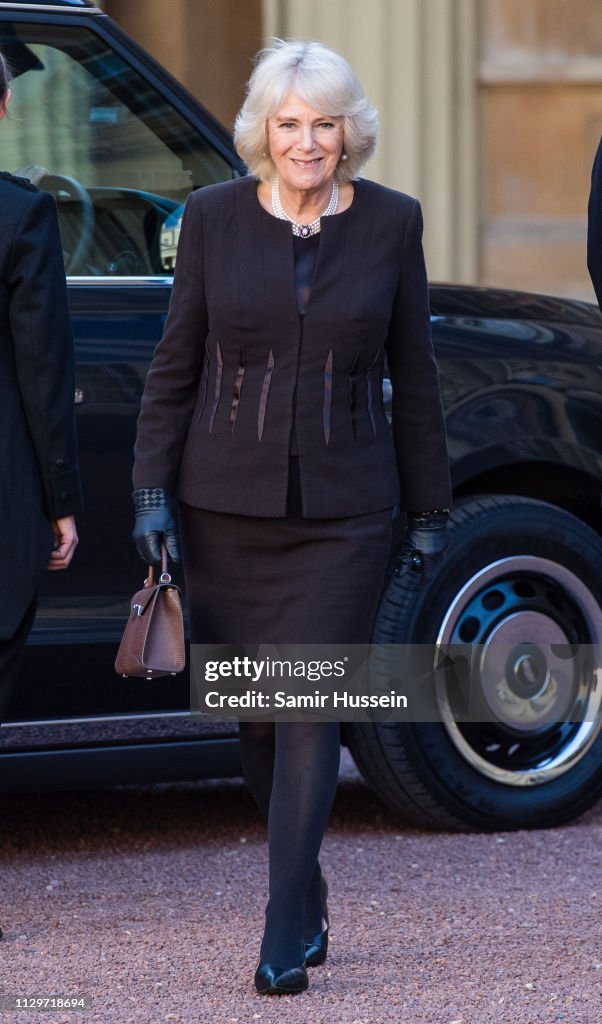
[47,515,78,570]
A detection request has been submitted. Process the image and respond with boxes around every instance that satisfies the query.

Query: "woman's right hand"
[132,488,181,565]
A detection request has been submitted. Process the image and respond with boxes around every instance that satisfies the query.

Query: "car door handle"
[75,388,85,405]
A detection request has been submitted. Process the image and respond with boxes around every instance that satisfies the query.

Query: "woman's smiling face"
[266,91,344,196]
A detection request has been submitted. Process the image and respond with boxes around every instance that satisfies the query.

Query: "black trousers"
[0,597,36,723]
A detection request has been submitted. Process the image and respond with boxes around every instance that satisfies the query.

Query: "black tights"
[238,720,341,965]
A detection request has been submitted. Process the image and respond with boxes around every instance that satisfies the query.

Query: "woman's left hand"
[406,510,450,580]
[47,515,79,570]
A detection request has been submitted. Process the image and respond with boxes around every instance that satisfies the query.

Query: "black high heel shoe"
[254,961,308,995]
[304,875,328,968]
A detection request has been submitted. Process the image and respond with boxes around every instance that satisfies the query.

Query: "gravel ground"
[1,750,601,1024]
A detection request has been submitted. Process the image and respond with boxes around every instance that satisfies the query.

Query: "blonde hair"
[234,39,378,183]
[0,49,11,102]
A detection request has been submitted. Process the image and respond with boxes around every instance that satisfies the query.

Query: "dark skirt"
[179,501,393,646]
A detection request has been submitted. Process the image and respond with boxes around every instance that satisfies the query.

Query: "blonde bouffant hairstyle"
[0,49,12,104]
[234,39,378,184]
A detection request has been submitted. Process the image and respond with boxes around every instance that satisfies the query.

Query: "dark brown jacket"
[133,175,451,517]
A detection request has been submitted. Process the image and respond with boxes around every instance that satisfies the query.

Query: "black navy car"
[1,0,601,831]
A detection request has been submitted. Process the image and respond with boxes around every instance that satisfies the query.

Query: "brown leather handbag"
[115,545,185,679]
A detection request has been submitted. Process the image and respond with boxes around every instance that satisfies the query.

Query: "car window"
[0,22,236,276]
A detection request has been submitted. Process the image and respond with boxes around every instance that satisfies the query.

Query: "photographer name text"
[202,689,408,710]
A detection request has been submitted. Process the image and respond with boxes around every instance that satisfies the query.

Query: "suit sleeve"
[133,191,207,491]
[587,137,602,309]
[384,199,452,513]
[8,189,82,521]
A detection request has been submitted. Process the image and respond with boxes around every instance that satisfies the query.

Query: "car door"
[0,7,242,722]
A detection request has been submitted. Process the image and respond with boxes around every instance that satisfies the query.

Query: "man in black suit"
[0,65,82,721]
[587,136,602,307]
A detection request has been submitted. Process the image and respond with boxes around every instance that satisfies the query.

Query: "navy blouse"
[287,233,320,515]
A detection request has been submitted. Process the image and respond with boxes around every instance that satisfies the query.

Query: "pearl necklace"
[271,175,339,237]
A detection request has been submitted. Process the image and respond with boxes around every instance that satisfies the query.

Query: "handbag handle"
[145,543,171,588]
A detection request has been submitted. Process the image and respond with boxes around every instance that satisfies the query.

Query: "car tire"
[346,495,602,831]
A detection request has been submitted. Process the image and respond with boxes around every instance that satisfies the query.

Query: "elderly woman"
[132,40,451,995]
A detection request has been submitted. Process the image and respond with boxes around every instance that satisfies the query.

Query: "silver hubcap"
[435,557,602,786]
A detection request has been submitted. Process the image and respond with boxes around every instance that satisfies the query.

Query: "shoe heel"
[304,876,329,968]
[305,934,328,967]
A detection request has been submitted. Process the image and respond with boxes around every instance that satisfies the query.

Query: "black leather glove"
[406,509,450,580]
[132,487,181,565]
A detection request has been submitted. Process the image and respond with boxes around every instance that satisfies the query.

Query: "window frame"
[0,5,245,283]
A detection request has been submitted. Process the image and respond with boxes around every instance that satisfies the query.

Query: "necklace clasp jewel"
[271,176,339,238]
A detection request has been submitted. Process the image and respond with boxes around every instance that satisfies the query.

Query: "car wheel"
[346,495,602,831]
